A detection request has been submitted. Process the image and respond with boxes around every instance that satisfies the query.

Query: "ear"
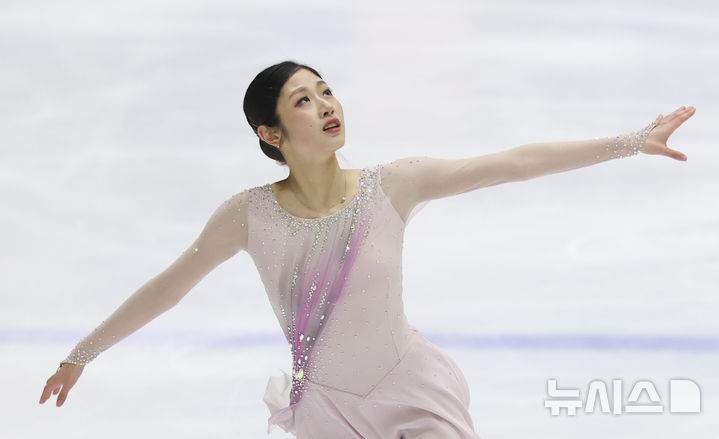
[258,125,281,147]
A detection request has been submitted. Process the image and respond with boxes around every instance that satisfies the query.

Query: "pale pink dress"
[246,164,480,438]
[61,122,659,437]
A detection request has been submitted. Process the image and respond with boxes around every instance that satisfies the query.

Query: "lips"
[323,118,341,131]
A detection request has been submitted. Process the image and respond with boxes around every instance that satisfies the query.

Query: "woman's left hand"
[642,105,695,161]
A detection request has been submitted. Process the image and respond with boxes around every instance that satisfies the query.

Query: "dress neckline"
[267,168,366,221]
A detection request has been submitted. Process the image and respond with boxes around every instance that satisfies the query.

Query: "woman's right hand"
[39,363,84,407]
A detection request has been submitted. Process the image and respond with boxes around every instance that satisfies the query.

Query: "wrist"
[61,349,97,367]
[57,361,84,372]
[602,119,659,159]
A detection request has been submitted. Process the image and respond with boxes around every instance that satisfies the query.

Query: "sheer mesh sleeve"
[379,160,431,226]
[378,118,658,213]
[60,190,249,366]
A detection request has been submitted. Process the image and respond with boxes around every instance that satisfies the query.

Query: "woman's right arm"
[39,190,249,407]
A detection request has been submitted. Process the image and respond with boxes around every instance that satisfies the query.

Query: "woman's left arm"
[389,106,695,207]
[509,106,692,179]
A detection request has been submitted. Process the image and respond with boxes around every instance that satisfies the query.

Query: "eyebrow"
[288,80,328,100]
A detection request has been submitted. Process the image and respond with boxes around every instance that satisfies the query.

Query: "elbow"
[156,284,193,309]
[158,292,183,309]
[145,276,191,310]
[487,149,533,184]
[504,148,544,182]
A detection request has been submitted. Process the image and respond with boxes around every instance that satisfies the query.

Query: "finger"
[671,107,696,128]
[676,106,694,118]
[666,106,695,125]
[57,387,69,407]
[40,381,58,404]
[663,106,686,124]
[665,106,694,123]
[666,147,687,161]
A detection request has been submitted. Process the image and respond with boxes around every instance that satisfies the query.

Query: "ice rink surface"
[2,0,718,437]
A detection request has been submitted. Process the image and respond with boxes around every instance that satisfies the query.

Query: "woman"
[40,60,694,438]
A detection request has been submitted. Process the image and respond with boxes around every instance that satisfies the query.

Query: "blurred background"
[2,0,717,437]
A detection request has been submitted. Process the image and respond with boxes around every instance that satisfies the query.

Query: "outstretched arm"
[381,106,694,215]
[40,190,249,406]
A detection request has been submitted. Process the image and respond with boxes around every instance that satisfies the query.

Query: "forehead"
[282,68,325,97]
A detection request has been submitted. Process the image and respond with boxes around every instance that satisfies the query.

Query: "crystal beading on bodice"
[246,165,416,411]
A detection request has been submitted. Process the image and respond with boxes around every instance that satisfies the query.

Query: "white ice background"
[1,0,718,437]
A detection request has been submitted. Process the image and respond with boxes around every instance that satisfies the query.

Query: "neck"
[283,156,346,211]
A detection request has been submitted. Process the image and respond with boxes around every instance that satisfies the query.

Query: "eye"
[296,89,333,106]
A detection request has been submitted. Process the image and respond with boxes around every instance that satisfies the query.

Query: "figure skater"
[40,60,694,438]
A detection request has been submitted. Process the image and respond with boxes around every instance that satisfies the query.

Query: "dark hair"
[243,61,323,165]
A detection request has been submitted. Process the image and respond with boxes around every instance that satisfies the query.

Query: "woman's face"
[273,68,345,161]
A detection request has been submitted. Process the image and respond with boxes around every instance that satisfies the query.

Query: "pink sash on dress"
[289,217,370,404]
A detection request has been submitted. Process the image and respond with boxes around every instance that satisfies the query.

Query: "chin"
[328,133,346,147]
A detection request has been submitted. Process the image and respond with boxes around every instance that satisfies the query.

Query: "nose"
[319,97,335,117]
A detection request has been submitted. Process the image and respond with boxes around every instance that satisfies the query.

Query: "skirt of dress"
[263,329,481,438]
